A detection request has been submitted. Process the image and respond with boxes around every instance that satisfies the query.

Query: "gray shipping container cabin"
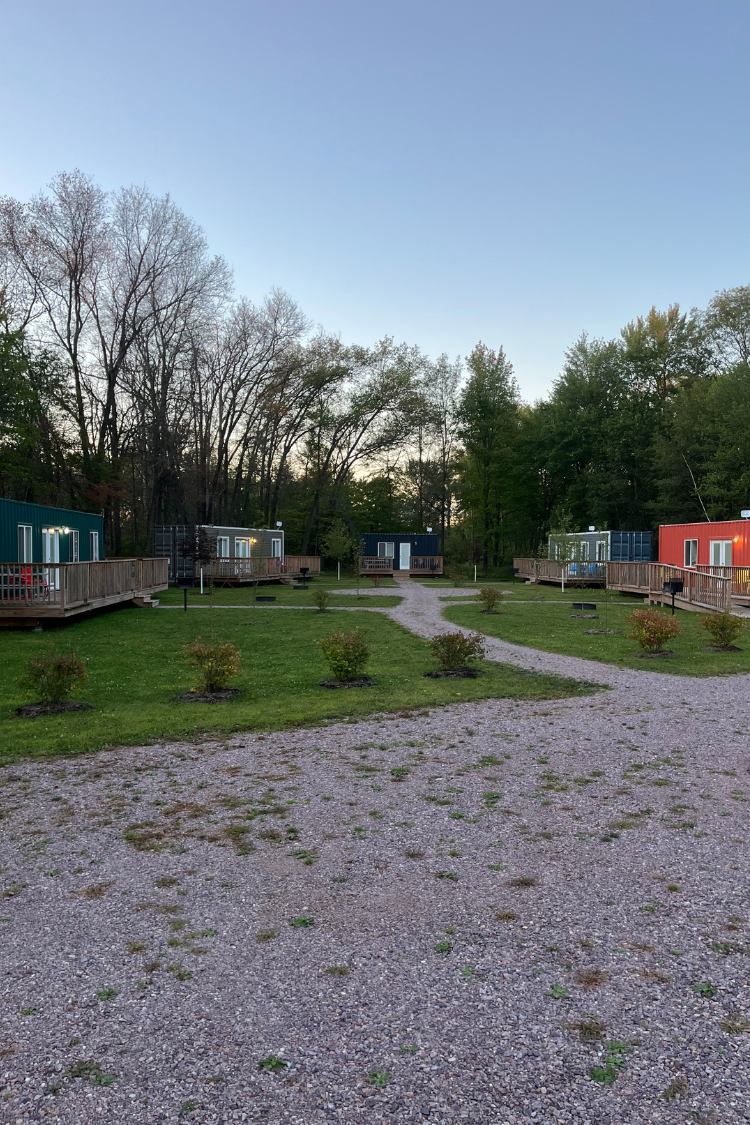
[548,529,652,563]
[154,525,285,580]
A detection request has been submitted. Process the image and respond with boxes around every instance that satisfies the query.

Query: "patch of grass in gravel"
[444,597,750,676]
[0,605,594,764]
[589,1040,631,1084]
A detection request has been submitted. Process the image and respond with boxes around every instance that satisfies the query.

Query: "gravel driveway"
[1,580,749,1124]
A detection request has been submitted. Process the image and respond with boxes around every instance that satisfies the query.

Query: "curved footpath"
[1,580,749,1125]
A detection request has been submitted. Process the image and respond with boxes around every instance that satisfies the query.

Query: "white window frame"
[596,540,607,562]
[90,530,100,561]
[710,539,732,567]
[18,524,32,563]
[684,538,698,568]
[377,541,395,558]
[69,529,80,563]
[235,537,251,559]
[216,536,229,558]
[271,538,282,558]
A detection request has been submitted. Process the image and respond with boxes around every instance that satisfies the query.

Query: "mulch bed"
[15,701,95,719]
[318,678,375,689]
[176,689,243,704]
[635,650,676,658]
[424,667,481,678]
[702,645,742,653]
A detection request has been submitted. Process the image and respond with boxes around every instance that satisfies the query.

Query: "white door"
[710,540,732,568]
[399,542,411,571]
[70,529,80,562]
[89,531,100,561]
[42,528,60,590]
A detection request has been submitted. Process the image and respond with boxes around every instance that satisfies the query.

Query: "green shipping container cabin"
[0,498,104,565]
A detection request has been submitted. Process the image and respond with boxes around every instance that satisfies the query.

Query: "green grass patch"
[0,605,595,763]
[444,596,750,676]
[158,586,402,608]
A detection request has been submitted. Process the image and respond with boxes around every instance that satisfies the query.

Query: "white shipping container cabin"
[154,525,284,581]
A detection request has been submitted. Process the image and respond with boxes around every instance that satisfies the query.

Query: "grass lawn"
[158,586,403,608]
[444,594,750,676]
[0,605,595,765]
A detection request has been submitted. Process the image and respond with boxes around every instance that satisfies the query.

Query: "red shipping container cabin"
[659,519,750,569]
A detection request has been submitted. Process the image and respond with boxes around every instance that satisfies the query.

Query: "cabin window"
[377,542,395,558]
[581,541,589,560]
[235,538,251,558]
[89,531,100,561]
[684,539,698,567]
[70,529,80,563]
[17,524,32,563]
[596,540,606,561]
[271,538,282,558]
[216,536,229,558]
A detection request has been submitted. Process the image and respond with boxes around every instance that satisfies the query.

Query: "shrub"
[183,637,241,693]
[445,565,468,588]
[20,651,87,703]
[430,631,485,671]
[312,587,330,613]
[478,587,503,613]
[370,574,382,588]
[702,610,745,649]
[628,608,681,653]
[317,630,371,681]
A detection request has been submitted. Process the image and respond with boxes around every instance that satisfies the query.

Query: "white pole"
[338,560,340,581]
[474,564,477,583]
[200,568,204,595]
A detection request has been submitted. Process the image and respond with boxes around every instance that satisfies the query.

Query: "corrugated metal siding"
[610,531,652,562]
[154,525,284,580]
[0,498,104,562]
[659,520,750,567]
[360,533,440,563]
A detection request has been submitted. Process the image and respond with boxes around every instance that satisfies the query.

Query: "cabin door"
[399,543,411,571]
[710,540,732,569]
[42,528,60,590]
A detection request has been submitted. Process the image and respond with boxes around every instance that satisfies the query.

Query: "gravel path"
[1,580,749,1124]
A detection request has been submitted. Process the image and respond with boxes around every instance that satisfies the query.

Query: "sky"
[2,0,749,399]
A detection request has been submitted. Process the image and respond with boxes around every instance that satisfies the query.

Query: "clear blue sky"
[2,0,749,398]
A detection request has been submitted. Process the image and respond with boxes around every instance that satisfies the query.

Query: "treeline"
[1,171,749,567]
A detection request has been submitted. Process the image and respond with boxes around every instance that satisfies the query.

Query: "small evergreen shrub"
[628,608,681,653]
[183,637,241,692]
[478,587,503,613]
[317,630,371,681]
[430,631,485,670]
[312,587,330,613]
[20,651,87,703]
[702,610,745,649]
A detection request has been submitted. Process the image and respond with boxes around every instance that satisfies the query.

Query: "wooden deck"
[512,558,607,586]
[200,556,321,586]
[359,555,443,577]
[0,558,169,624]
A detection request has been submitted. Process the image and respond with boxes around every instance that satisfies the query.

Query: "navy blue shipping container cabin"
[360,533,440,572]
[0,498,104,564]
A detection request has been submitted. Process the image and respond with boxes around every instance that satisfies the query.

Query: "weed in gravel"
[436,870,459,881]
[546,984,570,999]
[155,876,180,888]
[326,965,349,976]
[332,876,347,883]
[400,1044,419,1054]
[661,1075,689,1100]
[66,1060,116,1087]
[20,1005,39,1015]
[404,848,424,859]
[565,1016,606,1042]
[639,969,672,983]
[291,848,318,865]
[434,939,453,953]
[255,929,278,943]
[368,1070,391,1088]
[82,881,114,900]
[391,768,410,781]
[127,941,146,953]
[144,960,161,973]
[575,968,610,989]
[97,988,118,1001]
[692,981,718,999]
[291,916,315,928]
[720,1012,750,1034]
[508,875,538,888]
[589,1040,631,1084]
[258,1054,289,1074]
[180,1100,199,1115]
[495,909,517,921]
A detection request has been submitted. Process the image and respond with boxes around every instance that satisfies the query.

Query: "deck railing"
[284,555,321,576]
[0,558,169,613]
[695,565,750,599]
[360,556,394,572]
[204,557,282,580]
[512,558,606,582]
[409,556,443,573]
[607,561,732,611]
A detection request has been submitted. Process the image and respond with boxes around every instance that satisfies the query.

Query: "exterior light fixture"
[742,510,750,519]
[588,525,595,531]
[276,521,282,528]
